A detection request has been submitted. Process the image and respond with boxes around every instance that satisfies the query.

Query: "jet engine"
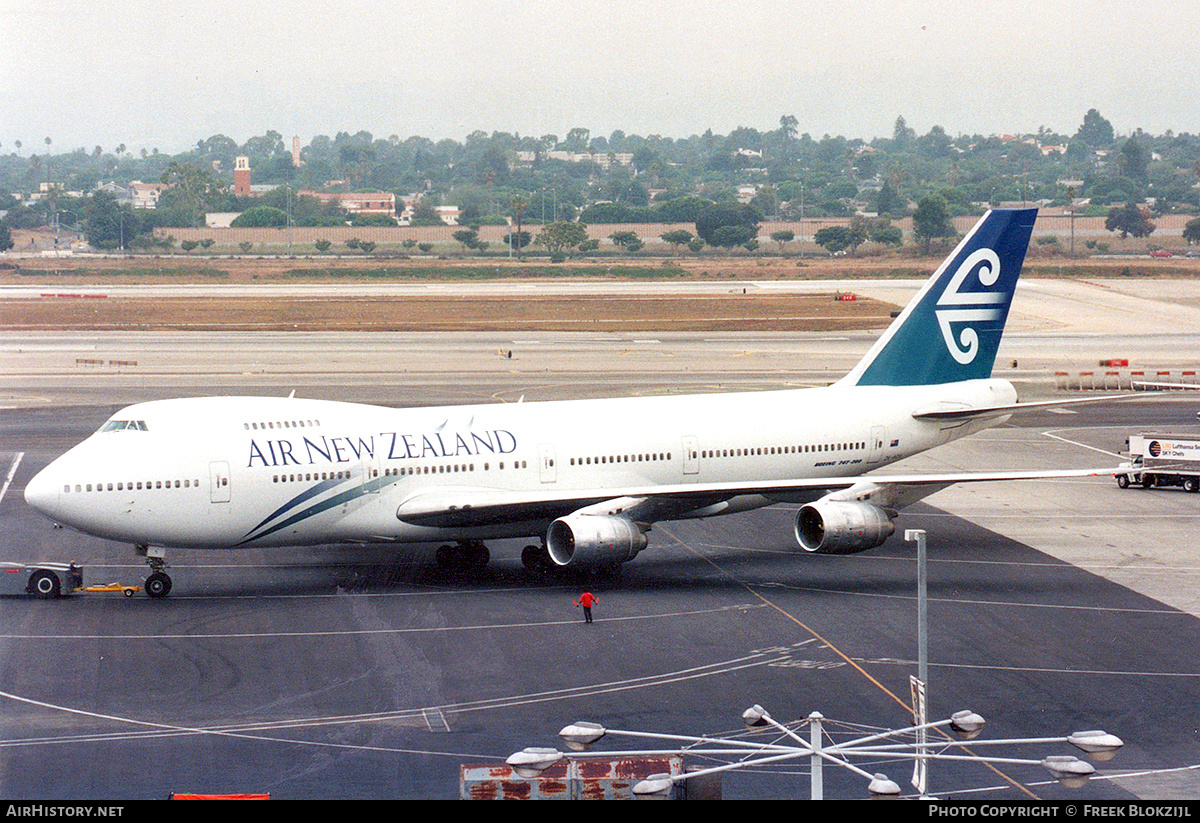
[794,500,896,554]
[547,514,648,568]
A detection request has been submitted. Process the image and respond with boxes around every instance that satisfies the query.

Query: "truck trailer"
[1119,434,1200,492]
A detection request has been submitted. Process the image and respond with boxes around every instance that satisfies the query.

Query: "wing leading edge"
[393,467,1119,530]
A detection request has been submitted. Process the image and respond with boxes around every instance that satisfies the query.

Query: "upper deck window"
[99,420,148,432]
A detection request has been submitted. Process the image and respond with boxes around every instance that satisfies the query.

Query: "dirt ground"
[0,292,896,333]
[2,242,1197,332]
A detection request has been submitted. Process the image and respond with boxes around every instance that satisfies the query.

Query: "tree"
[458,203,483,225]
[749,185,778,217]
[912,196,956,253]
[845,216,869,254]
[231,206,288,227]
[868,222,903,247]
[695,202,761,247]
[536,221,589,256]
[502,231,532,250]
[814,225,852,254]
[892,116,915,151]
[770,229,794,251]
[180,240,198,253]
[1105,202,1156,240]
[1118,138,1151,183]
[710,224,757,248]
[452,228,481,251]
[159,161,224,222]
[1076,108,1115,147]
[314,239,332,253]
[874,180,906,216]
[82,190,140,250]
[409,198,445,226]
[0,223,12,252]
[608,230,642,252]
[358,240,376,253]
[660,229,694,253]
[1183,217,1200,246]
[563,127,590,152]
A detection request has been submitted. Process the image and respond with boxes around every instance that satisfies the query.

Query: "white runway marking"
[0,601,766,641]
[750,580,1188,617]
[0,452,24,505]
[0,645,794,751]
[1042,428,1126,458]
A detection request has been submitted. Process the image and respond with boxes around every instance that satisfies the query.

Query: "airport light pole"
[905,528,931,794]
[905,528,929,689]
[509,710,1122,799]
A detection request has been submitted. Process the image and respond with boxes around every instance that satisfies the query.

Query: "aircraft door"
[538,444,557,483]
[362,455,381,493]
[682,435,700,476]
[867,425,887,465]
[209,461,231,503]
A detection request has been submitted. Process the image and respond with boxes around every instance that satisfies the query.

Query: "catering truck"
[1119,434,1200,492]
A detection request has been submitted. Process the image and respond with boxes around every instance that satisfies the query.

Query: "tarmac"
[2,276,1200,799]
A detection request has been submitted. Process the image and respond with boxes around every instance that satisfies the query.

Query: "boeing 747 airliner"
[24,208,1112,597]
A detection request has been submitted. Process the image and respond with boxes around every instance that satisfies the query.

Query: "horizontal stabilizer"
[911,393,1145,421]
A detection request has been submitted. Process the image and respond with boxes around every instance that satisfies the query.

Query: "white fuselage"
[24,378,1016,550]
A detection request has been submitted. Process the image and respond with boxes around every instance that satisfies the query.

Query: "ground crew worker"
[575,591,597,623]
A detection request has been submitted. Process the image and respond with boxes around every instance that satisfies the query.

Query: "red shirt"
[576,592,597,608]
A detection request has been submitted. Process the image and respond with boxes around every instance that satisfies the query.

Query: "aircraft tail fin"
[840,208,1037,387]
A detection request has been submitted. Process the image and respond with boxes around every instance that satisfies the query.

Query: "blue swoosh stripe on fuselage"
[244,475,347,539]
[238,473,395,546]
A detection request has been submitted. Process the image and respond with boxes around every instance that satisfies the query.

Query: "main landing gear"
[435,540,490,571]
[521,542,554,575]
[136,544,172,599]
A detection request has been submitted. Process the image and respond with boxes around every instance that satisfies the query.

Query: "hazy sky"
[4,0,1199,154]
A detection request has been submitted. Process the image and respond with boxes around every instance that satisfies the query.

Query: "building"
[515,150,634,170]
[296,190,396,218]
[129,181,167,209]
[234,156,251,197]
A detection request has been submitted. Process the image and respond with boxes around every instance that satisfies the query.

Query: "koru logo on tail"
[935,248,1007,364]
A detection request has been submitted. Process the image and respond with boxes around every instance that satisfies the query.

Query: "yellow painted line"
[661,525,1040,799]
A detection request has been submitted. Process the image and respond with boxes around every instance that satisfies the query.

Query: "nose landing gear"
[135,544,172,599]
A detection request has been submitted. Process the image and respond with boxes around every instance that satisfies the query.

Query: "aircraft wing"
[393,467,1118,529]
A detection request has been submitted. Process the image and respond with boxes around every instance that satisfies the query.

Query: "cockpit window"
[99,420,148,432]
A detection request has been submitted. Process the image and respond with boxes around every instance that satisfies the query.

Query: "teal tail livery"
[24,205,1125,598]
[842,207,1037,387]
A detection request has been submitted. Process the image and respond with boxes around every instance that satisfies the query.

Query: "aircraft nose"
[24,464,60,518]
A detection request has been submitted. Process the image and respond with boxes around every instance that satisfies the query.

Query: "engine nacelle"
[794,500,896,554]
[547,514,648,568]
